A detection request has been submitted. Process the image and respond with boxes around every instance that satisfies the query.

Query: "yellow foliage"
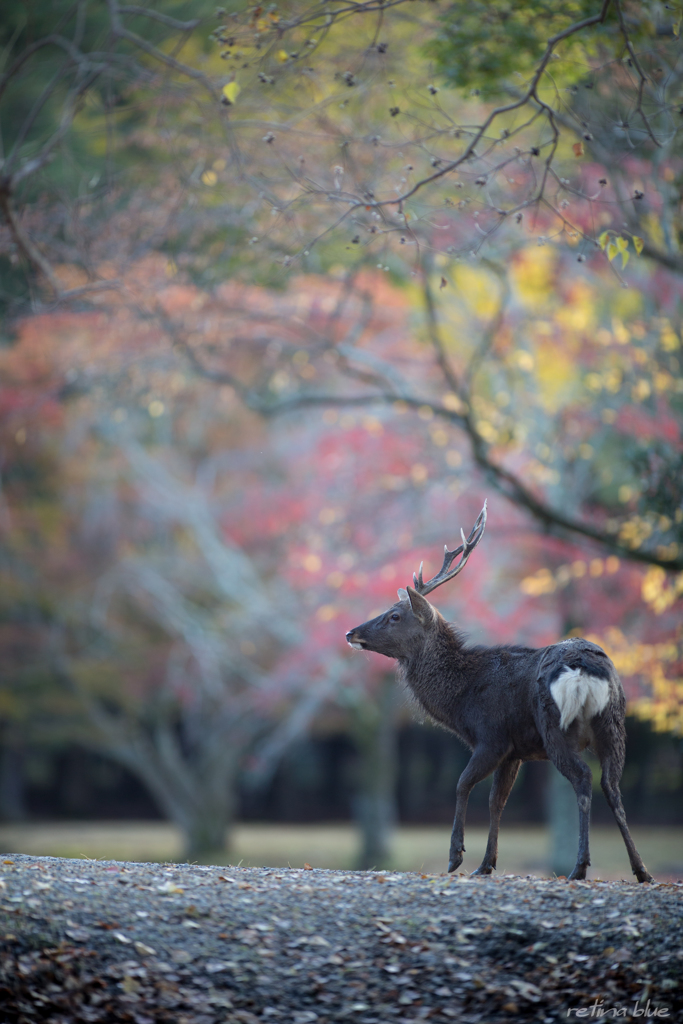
[660,323,680,351]
[510,349,534,371]
[653,370,673,391]
[618,517,652,549]
[534,339,578,411]
[631,378,651,401]
[643,212,665,249]
[611,318,630,344]
[520,557,622,599]
[222,81,241,105]
[510,247,556,307]
[611,287,642,321]
[641,567,683,614]
[442,392,467,414]
[452,265,501,319]
[554,285,594,333]
[520,568,556,596]
[586,628,683,735]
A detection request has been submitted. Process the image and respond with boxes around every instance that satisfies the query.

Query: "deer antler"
[412,501,487,597]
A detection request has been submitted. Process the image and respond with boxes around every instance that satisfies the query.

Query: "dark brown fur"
[346,587,652,882]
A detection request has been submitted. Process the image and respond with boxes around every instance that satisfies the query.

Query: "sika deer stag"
[345,502,653,882]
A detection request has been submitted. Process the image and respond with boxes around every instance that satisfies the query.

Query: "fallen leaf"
[157,881,184,894]
[610,947,632,962]
[171,949,193,963]
[510,979,542,1001]
[114,932,132,944]
[303,863,313,870]
[572,141,584,157]
[205,960,231,973]
[134,941,157,956]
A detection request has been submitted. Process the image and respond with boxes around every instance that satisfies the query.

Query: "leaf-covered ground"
[0,855,681,1023]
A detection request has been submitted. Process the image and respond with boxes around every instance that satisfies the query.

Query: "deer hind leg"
[544,731,593,881]
[470,756,522,876]
[593,721,654,883]
[448,745,507,873]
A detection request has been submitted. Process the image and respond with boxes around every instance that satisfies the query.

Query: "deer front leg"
[470,756,522,876]
[448,747,507,873]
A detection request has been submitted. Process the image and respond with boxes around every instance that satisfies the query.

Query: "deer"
[345,501,653,883]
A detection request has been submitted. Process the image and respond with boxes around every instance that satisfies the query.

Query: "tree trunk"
[351,675,399,870]
[547,765,579,878]
[130,747,239,863]
[547,596,583,878]
[82,706,242,863]
[0,733,27,822]
[181,799,232,862]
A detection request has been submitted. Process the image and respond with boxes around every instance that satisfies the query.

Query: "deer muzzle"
[345,629,367,650]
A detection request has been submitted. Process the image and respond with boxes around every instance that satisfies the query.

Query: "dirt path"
[0,854,681,1023]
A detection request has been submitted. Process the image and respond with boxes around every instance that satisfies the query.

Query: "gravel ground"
[0,854,681,1023]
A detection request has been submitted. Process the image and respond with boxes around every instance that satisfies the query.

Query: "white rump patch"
[550,668,610,731]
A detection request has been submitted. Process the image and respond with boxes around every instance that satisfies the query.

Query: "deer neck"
[398,620,472,732]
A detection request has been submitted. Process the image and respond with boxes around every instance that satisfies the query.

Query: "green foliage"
[426,0,612,97]
[0,0,218,205]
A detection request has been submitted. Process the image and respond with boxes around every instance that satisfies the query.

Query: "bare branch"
[117,6,200,32]
[105,0,217,98]
[613,0,662,149]
[0,188,63,296]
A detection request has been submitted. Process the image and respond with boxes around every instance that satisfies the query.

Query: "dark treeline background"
[3,717,681,827]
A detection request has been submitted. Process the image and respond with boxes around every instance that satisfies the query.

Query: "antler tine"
[410,501,487,597]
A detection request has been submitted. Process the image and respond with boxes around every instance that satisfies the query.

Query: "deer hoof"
[636,868,654,884]
[448,851,464,873]
[470,864,494,876]
[567,865,588,881]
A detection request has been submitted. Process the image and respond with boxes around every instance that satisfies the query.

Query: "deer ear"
[397,587,409,602]
[406,585,434,626]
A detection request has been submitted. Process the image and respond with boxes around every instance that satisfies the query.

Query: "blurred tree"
[1,0,682,872]
[0,276,339,858]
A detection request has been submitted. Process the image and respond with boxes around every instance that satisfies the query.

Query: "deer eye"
[390,612,400,622]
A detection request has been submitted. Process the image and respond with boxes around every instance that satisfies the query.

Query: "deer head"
[345,501,487,659]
